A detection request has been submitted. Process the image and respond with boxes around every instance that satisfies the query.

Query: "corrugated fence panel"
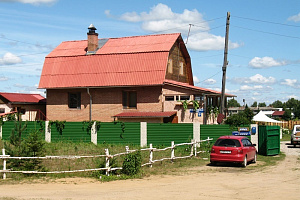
[147,123,193,146]
[97,122,140,145]
[258,125,280,156]
[51,122,90,143]
[200,125,233,144]
[2,121,44,140]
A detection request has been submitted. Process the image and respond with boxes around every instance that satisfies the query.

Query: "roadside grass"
[281,133,291,142]
[0,140,287,183]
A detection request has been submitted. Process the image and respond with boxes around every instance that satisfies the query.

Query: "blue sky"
[0,0,299,106]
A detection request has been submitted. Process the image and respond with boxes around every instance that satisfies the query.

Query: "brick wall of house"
[46,86,163,122]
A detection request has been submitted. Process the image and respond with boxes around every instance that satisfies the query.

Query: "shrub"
[122,151,141,175]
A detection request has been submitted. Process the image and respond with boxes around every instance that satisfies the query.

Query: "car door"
[241,139,250,160]
[245,139,256,160]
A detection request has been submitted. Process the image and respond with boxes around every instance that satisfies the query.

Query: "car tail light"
[211,148,215,153]
[237,149,243,154]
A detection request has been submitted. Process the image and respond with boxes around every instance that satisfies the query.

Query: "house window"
[180,96,190,101]
[123,91,137,109]
[68,92,81,109]
[167,59,173,73]
[179,62,184,75]
[194,95,204,101]
[165,96,175,101]
[0,108,4,113]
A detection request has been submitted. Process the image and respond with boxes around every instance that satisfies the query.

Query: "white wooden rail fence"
[0,138,212,179]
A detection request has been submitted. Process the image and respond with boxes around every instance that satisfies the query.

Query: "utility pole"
[220,12,230,115]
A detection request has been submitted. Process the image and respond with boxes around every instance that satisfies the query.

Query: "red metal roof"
[0,92,46,103]
[39,33,181,89]
[114,111,177,118]
[164,79,236,97]
[272,111,285,116]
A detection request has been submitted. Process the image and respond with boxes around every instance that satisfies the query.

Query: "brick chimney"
[87,24,98,53]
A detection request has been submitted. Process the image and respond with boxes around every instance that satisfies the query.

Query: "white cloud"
[249,57,287,68]
[0,52,22,65]
[109,3,241,51]
[253,92,260,96]
[288,13,300,22]
[240,85,264,91]
[280,79,300,88]
[203,78,216,85]
[193,76,200,84]
[247,74,276,84]
[0,76,9,81]
[0,0,57,5]
[231,74,276,84]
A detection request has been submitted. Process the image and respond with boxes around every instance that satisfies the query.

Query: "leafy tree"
[227,99,241,107]
[251,101,257,107]
[285,98,299,109]
[270,100,283,108]
[258,102,266,107]
[282,109,292,121]
[243,105,254,123]
[225,112,250,127]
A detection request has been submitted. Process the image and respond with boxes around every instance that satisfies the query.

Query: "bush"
[122,151,141,175]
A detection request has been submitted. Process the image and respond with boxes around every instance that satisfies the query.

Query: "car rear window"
[214,139,241,147]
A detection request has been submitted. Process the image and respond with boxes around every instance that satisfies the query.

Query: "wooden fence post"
[105,149,110,176]
[125,146,129,154]
[194,140,197,156]
[45,121,51,143]
[149,144,153,168]
[171,141,175,161]
[2,149,7,180]
[190,139,194,156]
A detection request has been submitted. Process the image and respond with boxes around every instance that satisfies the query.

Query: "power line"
[232,15,300,28]
[232,25,300,39]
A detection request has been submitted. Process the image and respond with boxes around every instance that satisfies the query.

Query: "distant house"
[38,25,235,123]
[272,111,285,119]
[0,92,46,121]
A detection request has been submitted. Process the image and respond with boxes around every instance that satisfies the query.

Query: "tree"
[251,101,257,107]
[282,109,292,121]
[258,102,266,107]
[270,100,283,108]
[227,99,241,107]
[225,105,254,127]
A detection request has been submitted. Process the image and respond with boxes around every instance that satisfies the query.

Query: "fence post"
[91,121,97,145]
[149,144,153,168]
[171,141,175,161]
[105,149,110,176]
[2,149,6,180]
[125,146,129,154]
[0,125,2,139]
[45,121,51,143]
[190,139,194,156]
[193,122,200,147]
[193,139,197,156]
[140,122,147,147]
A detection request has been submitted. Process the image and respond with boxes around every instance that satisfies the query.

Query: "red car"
[210,136,257,167]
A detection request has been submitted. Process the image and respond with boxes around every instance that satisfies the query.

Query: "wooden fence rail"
[264,120,300,130]
[0,138,213,179]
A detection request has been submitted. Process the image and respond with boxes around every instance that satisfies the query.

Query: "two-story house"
[38,25,235,123]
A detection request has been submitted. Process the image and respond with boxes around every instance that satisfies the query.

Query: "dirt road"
[1,142,299,200]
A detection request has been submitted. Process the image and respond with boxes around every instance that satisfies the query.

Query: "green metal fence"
[51,122,90,143]
[1,121,45,140]
[147,123,193,146]
[200,124,233,144]
[97,122,140,145]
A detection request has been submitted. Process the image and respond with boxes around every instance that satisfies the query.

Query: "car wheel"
[210,161,217,166]
[242,156,247,167]
[252,153,257,163]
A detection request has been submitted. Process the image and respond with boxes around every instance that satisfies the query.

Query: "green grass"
[0,140,287,183]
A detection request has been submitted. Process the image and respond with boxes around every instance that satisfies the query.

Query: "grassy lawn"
[0,139,287,183]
